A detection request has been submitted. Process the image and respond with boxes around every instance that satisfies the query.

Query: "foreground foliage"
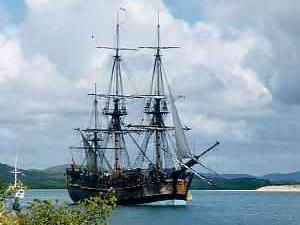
[0,187,116,225]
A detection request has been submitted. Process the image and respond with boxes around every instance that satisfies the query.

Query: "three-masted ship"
[66,13,219,205]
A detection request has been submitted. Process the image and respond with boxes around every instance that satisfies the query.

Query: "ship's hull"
[67,185,187,205]
[66,170,193,205]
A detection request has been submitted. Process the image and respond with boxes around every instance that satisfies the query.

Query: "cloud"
[25,0,78,12]
[197,0,300,105]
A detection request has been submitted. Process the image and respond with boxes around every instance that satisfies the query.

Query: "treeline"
[190,177,271,190]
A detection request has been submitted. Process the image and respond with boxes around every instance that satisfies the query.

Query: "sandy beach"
[257,185,300,192]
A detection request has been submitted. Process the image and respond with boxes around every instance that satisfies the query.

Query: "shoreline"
[256,185,300,192]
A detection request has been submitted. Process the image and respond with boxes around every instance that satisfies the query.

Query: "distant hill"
[0,163,65,189]
[217,174,256,179]
[261,171,300,183]
[43,165,67,174]
[43,164,67,180]
[190,175,270,190]
[1,163,300,189]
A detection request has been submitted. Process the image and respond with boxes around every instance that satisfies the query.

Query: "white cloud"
[0,35,24,82]
[25,0,80,12]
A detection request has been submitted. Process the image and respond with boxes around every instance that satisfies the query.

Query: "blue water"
[24,189,300,225]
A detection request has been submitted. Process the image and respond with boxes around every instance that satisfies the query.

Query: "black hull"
[67,185,187,205]
[66,170,194,205]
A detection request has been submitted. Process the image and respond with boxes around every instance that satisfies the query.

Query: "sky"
[0,0,299,176]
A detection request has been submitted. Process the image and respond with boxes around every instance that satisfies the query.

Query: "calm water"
[23,189,300,225]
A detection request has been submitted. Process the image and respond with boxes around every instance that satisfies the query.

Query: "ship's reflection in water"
[23,189,300,225]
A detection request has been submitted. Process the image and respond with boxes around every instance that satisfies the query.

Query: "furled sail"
[133,130,152,168]
[168,88,190,159]
[80,131,98,173]
[98,132,113,172]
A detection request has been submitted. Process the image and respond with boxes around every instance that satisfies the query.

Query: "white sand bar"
[257,185,300,192]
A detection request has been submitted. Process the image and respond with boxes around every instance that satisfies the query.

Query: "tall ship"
[66,12,219,205]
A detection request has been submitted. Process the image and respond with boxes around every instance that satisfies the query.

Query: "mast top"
[139,11,179,55]
[157,11,160,51]
[96,8,136,58]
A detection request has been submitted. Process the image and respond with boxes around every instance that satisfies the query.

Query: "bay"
[23,189,300,225]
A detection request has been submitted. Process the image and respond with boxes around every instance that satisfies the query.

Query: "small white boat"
[14,187,25,199]
[7,155,25,199]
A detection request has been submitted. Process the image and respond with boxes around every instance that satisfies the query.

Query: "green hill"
[0,163,274,190]
[42,164,66,180]
[0,163,65,189]
[190,176,271,190]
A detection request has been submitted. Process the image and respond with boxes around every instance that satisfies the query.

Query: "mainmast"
[153,13,163,170]
[111,19,123,172]
[139,12,179,171]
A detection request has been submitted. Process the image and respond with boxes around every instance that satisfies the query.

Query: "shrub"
[0,188,116,225]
